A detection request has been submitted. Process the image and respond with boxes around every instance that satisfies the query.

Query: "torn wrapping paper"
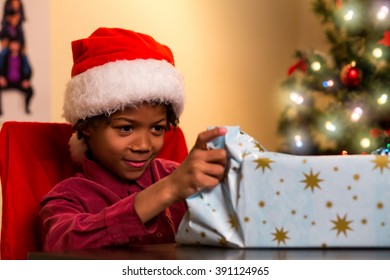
[175,126,390,248]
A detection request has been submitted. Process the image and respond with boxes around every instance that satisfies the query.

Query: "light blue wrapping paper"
[175,126,390,248]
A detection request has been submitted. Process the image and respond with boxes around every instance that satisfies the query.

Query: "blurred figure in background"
[0,38,33,115]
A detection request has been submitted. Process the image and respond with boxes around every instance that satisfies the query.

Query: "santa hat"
[63,27,185,126]
[62,27,185,163]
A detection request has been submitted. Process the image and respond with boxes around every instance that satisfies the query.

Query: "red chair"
[0,121,187,260]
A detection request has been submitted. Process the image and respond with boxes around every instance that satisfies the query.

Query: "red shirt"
[39,157,186,252]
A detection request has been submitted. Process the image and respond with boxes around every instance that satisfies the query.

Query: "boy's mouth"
[124,160,147,168]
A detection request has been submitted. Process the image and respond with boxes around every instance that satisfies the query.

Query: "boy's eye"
[152,125,166,135]
[117,125,133,133]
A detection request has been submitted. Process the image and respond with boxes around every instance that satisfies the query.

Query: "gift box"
[175,127,390,248]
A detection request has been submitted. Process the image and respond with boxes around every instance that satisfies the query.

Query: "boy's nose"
[129,132,151,152]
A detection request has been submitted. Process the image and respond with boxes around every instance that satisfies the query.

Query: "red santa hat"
[63,27,185,126]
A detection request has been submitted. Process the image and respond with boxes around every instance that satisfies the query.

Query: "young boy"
[39,27,227,251]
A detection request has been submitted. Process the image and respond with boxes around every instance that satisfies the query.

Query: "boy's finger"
[193,127,227,150]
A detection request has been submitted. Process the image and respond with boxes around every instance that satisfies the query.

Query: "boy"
[39,27,227,251]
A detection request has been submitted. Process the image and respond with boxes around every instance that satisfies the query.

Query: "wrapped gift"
[175,126,390,248]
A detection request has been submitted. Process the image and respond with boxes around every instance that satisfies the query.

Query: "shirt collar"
[82,153,155,197]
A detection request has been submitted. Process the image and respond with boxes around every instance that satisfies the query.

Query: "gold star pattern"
[258,201,266,208]
[254,142,265,152]
[253,157,274,173]
[331,214,353,237]
[301,169,323,192]
[218,236,228,246]
[241,150,250,158]
[272,227,289,246]
[228,214,239,230]
[371,155,390,174]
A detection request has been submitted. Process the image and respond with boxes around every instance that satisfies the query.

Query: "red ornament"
[370,128,390,139]
[378,31,390,47]
[287,58,307,76]
[340,64,362,87]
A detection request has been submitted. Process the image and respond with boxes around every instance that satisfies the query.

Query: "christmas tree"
[277,0,390,155]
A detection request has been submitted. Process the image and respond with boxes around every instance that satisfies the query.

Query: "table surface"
[28,243,390,260]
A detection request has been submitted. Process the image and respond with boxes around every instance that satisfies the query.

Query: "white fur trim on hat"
[63,59,185,125]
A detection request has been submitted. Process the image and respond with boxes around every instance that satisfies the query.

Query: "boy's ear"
[82,128,92,137]
[68,133,88,166]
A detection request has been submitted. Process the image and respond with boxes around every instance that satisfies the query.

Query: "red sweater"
[39,157,186,252]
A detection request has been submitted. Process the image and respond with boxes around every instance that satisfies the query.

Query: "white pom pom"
[68,133,87,166]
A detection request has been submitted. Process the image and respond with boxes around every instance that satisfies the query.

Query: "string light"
[344,10,354,21]
[372,48,383,58]
[377,6,389,20]
[377,94,388,105]
[311,61,321,71]
[289,92,304,105]
[325,121,336,131]
[350,107,363,121]
[360,138,370,148]
[322,80,334,88]
[373,144,390,155]
[294,135,303,148]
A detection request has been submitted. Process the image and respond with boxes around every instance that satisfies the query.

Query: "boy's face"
[84,103,167,181]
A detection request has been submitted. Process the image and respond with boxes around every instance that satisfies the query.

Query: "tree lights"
[278,0,390,155]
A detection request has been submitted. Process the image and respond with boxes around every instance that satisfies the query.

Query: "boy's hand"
[169,127,228,201]
[134,127,228,224]
[192,126,226,151]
